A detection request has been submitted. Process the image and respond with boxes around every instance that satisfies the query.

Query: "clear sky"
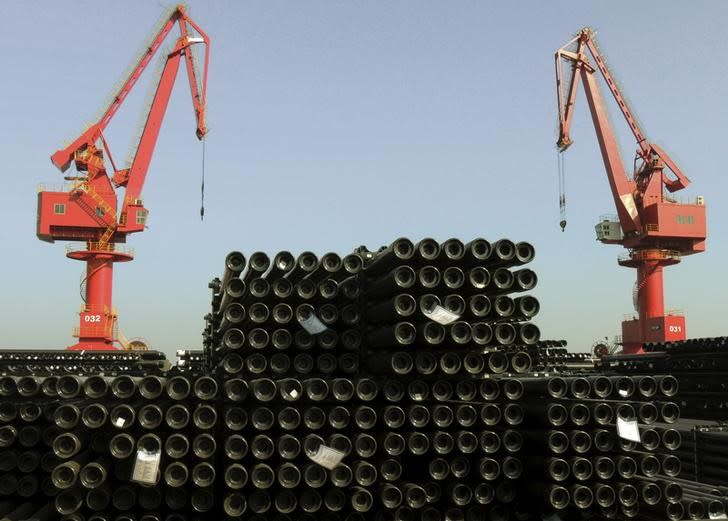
[0,1,726,357]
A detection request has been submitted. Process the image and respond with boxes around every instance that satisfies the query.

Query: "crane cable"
[558,151,567,231]
[200,136,206,221]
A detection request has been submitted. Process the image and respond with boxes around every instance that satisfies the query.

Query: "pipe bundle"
[203,238,548,519]
[0,237,725,520]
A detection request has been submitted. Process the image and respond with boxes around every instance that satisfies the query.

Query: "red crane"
[555,28,706,354]
[37,5,209,350]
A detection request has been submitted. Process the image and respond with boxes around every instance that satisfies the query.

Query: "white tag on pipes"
[709,511,728,520]
[131,449,161,485]
[298,314,327,335]
[423,305,460,325]
[616,417,641,442]
[308,444,345,470]
[114,417,126,428]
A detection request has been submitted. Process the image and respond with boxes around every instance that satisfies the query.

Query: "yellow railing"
[618,249,681,263]
[72,325,114,338]
[70,181,117,248]
[65,243,134,256]
[37,182,77,193]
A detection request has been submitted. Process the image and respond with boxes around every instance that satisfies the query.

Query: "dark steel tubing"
[265,250,295,281]
[53,433,83,459]
[224,492,247,516]
[468,294,492,318]
[192,433,216,459]
[224,378,248,401]
[164,404,189,430]
[241,251,270,283]
[513,268,537,291]
[166,375,190,400]
[82,375,108,399]
[221,250,246,287]
[514,241,535,264]
[109,433,135,459]
[343,253,364,275]
[488,267,514,292]
[164,462,189,487]
[303,463,327,488]
[366,266,416,297]
[417,266,441,290]
[364,238,415,276]
[137,404,162,430]
[272,277,294,299]
[485,351,508,374]
[165,433,190,459]
[219,277,246,311]
[571,484,594,509]
[380,484,404,509]
[57,375,81,399]
[248,277,270,300]
[514,295,540,318]
[340,275,361,300]
[517,323,540,345]
[442,267,465,290]
[368,322,417,348]
[493,323,516,345]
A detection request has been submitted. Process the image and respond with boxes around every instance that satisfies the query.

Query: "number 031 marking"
[84,315,101,323]
[669,325,682,333]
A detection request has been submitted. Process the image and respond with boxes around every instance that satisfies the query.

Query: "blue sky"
[0,1,726,356]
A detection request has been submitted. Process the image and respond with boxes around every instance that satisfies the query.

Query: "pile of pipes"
[203,238,546,519]
[602,336,728,420]
[0,237,725,520]
[0,371,220,519]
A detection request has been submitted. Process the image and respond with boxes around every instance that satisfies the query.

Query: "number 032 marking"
[84,315,101,323]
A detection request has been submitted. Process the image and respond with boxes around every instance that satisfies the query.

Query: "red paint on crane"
[555,28,706,354]
[37,5,210,350]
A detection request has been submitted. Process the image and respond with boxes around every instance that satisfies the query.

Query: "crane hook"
[558,151,567,231]
[200,137,206,221]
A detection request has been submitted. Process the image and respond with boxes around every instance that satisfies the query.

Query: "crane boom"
[50,5,208,174]
[554,28,706,354]
[36,5,210,350]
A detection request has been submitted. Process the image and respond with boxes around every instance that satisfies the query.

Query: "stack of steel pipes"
[0,375,57,520]
[603,336,728,420]
[205,237,546,519]
[522,373,701,520]
[0,371,223,519]
[2,237,727,520]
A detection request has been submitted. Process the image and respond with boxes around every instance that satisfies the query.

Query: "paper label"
[618,388,629,397]
[281,384,299,401]
[308,444,345,470]
[616,417,641,442]
[131,450,161,485]
[114,417,126,428]
[299,314,327,335]
[424,305,460,325]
